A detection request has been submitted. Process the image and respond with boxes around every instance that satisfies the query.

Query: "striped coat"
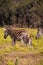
[4,28,29,45]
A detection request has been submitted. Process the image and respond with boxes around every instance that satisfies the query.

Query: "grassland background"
[0,27,43,65]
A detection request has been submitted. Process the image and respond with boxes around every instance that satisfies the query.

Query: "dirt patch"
[0,51,43,65]
[0,43,43,65]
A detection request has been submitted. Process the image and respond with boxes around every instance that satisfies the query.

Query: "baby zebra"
[4,28,31,45]
[22,34,32,46]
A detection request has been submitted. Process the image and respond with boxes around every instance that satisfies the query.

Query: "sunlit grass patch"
[37,58,43,65]
[7,60,14,65]
[0,27,43,54]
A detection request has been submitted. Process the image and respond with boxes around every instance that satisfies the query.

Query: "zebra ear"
[3,28,6,31]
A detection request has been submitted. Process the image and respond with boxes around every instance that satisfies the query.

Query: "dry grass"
[0,27,43,65]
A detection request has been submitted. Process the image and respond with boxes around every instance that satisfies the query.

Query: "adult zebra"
[4,27,31,45]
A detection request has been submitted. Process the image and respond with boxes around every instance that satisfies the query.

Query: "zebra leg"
[28,39,32,46]
[29,41,32,46]
[12,38,16,45]
[21,39,24,43]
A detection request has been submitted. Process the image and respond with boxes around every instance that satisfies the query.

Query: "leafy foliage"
[0,0,43,27]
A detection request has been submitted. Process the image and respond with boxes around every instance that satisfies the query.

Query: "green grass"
[0,27,43,65]
[7,60,14,65]
[0,27,43,54]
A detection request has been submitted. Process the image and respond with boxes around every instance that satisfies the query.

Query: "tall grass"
[0,27,43,54]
